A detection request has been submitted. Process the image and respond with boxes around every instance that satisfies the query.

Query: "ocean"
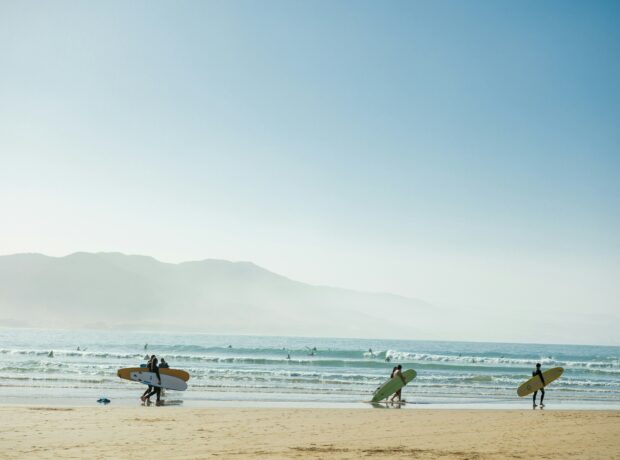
[1,328,618,409]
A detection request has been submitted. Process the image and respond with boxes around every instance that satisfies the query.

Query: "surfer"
[160,358,170,369]
[532,363,546,408]
[141,355,155,401]
[142,356,162,405]
[140,355,163,404]
[389,365,406,403]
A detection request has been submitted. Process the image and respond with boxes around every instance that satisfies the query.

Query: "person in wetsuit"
[389,364,407,403]
[532,362,546,408]
[141,355,155,401]
[142,356,162,405]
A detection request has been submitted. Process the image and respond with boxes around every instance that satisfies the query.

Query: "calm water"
[0,328,618,408]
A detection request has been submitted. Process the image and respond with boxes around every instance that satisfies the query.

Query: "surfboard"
[371,369,416,402]
[117,367,190,382]
[517,367,564,397]
[121,370,188,391]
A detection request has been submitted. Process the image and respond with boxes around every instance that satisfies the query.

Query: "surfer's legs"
[144,387,160,402]
[141,385,153,401]
[540,388,545,406]
[532,390,538,407]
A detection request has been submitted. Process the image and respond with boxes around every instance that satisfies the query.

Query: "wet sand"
[1,406,619,459]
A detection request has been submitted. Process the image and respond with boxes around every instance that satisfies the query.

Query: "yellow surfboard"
[117,367,190,382]
[517,367,563,397]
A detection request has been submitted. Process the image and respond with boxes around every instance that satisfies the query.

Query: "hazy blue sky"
[1,1,619,341]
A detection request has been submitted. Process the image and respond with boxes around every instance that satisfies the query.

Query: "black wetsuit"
[532,369,545,405]
[145,361,162,402]
[142,360,154,398]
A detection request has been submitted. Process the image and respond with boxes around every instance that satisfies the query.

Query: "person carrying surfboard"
[532,363,546,408]
[140,355,155,401]
[142,356,162,405]
[389,365,407,403]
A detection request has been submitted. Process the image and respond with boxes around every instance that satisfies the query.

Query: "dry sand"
[1,406,619,459]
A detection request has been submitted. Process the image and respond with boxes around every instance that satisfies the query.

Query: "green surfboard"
[372,369,416,402]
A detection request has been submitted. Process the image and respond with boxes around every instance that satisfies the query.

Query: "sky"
[1,1,619,343]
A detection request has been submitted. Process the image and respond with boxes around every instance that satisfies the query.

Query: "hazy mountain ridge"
[0,252,434,338]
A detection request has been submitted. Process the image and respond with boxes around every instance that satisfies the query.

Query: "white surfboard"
[129,371,188,391]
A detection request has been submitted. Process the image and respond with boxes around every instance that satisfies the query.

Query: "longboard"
[117,367,190,382]
[517,367,564,397]
[125,370,187,391]
[372,369,416,402]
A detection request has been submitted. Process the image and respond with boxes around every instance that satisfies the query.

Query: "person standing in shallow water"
[532,363,546,409]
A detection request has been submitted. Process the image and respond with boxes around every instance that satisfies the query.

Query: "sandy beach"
[1,406,619,459]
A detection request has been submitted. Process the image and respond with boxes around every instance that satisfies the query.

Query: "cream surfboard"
[117,367,190,381]
[372,369,416,402]
[517,367,564,397]
[119,370,188,391]
[117,368,190,391]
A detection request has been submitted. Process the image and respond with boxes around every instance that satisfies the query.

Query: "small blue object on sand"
[97,398,111,404]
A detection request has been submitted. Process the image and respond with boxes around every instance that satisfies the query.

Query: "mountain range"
[0,252,437,338]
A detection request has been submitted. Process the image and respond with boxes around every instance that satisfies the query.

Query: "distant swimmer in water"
[228,345,232,349]
[144,343,148,350]
[532,363,546,409]
[385,356,391,362]
[286,353,291,360]
[389,365,406,403]
[48,350,54,358]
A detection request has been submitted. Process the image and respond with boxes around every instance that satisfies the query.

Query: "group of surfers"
[136,353,549,408]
